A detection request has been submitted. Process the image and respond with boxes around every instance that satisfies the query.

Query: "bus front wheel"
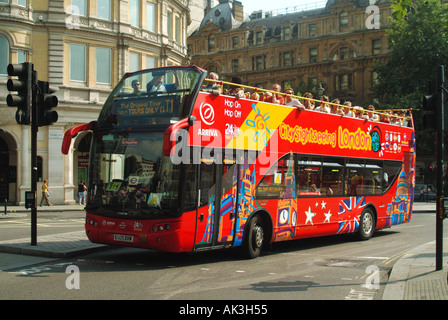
[244,215,265,259]
[358,208,375,240]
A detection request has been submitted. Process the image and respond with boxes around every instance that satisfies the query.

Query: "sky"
[240,0,327,16]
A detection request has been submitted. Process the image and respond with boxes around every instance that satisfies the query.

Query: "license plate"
[113,234,134,243]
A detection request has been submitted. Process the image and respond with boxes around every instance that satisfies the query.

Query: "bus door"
[194,155,239,250]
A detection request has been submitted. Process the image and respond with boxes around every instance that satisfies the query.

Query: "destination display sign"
[114,96,179,119]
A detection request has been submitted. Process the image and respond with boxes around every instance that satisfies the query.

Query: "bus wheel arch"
[358,205,377,241]
[242,210,273,259]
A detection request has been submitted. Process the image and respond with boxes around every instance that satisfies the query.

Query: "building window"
[97,0,111,20]
[17,50,27,64]
[18,0,26,7]
[130,0,140,27]
[167,11,172,39]
[71,0,87,16]
[146,2,156,32]
[280,52,292,67]
[96,47,111,84]
[232,36,239,48]
[129,52,140,72]
[372,39,381,55]
[309,48,317,63]
[283,27,291,41]
[309,24,316,37]
[208,35,215,52]
[146,56,156,69]
[175,15,180,42]
[70,44,86,82]
[332,47,356,61]
[0,35,9,75]
[335,74,353,91]
[253,55,264,70]
[231,59,239,73]
[339,11,348,31]
[255,31,263,45]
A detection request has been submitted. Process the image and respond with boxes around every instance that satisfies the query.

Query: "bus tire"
[244,215,265,259]
[358,208,375,240]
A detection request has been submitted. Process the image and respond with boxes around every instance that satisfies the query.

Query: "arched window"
[332,47,356,61]
[0,35,9,75]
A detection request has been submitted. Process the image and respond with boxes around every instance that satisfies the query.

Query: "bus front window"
[88,130,182,218]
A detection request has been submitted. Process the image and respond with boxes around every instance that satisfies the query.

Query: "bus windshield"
[97,66,205,129]
[87,66,205,219]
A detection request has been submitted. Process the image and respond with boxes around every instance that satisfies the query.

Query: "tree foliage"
[374,0,448,153]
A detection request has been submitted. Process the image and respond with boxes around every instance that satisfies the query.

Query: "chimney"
[232,1,244,22]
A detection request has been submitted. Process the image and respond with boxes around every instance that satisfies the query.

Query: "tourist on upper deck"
[302,92,315,110]
[343,101,354,117]
[265,83,284,105]
[315,95,331,113]
[354,106,369,120]
[285,88,305,111]
[330,99,344,115]
[367,105,379,121]
[202,72,221,95]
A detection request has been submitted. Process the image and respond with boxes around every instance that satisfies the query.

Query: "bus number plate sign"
[113,234,134,243]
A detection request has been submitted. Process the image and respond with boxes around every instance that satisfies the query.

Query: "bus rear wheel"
[244,215,265,259]
[358,208,375,240]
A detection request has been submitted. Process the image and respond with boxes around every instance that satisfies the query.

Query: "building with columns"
[0,0,190,205]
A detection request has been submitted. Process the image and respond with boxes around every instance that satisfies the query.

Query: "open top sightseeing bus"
[62,66,416,258]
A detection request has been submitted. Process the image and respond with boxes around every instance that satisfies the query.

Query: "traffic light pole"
[435,65,445,270]
[31,70,38,246]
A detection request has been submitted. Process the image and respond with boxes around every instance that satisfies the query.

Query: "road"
[0,206,445,302]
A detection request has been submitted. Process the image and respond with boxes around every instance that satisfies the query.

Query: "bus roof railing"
[203,78,413,126]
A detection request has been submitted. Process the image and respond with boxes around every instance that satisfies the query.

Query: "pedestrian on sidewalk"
[76,179,87,205]
[40,179,52,206]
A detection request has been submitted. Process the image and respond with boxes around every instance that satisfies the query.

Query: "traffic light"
[422,92,440,131]
[6,63,33,125]
[37,80,58,126]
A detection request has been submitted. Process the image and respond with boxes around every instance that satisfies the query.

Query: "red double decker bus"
[62,66,415,258]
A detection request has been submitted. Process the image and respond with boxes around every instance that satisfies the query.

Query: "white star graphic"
[305,206,316,225]
[324,210,332,223]
[321,200,327,209]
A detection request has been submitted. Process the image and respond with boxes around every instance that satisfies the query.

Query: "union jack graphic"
[337,197,366,234]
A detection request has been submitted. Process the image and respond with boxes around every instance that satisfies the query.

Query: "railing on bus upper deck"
[201,78,414,128]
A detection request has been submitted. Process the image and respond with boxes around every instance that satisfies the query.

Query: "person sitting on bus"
[379,112,391,123]
[367,105,379,121]
[320,186,333,196]
[147,75,167,93]
[343,101,354,117]
[302,92,315,110]
[354,106,369,120]
[284,88,305,111]
[132,80,143,94]
[265,83,284,105]
[202,72,221,95]
[315,95,331,113]
[397,110,409,126]
[330,99,344,115]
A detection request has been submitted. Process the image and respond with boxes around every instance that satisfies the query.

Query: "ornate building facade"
[0,0,190,204]
[188,0,392,105]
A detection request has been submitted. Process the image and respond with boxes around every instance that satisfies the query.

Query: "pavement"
[0,202,447,300]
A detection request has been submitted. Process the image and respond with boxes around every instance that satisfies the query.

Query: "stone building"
[0,0,190,205]
[188,0,392,104]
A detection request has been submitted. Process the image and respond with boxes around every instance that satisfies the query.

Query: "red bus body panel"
[83,91,415,253]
